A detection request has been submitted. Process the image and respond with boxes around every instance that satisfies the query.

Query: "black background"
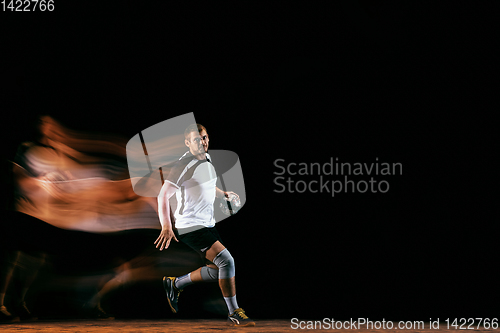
[1,1,498,321]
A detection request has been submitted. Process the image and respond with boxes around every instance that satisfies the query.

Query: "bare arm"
[154,181,179,251]
[216,187,239,200]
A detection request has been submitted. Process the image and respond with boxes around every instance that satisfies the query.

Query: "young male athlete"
[155,124,254,327]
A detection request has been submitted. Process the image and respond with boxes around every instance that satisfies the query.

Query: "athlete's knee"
[200,265,219,281]
[212,248,235,279]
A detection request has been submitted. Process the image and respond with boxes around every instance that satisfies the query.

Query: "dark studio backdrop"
[1,1,498,322]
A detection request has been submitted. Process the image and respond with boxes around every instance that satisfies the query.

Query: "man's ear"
[185,139,190,148]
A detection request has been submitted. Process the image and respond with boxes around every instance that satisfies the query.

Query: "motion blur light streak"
[13,116,161,233]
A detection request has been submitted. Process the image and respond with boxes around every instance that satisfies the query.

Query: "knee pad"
[200,266,219,281]
[213,248,235,279]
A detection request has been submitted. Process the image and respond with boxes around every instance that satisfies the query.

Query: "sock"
[174,273,193,290]
[224,295,239,314]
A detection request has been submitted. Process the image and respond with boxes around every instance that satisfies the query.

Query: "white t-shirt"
[165,151,217,229]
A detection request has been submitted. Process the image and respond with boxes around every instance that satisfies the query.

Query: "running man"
[155,124,254,327]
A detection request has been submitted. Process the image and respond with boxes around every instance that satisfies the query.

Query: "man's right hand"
[154,228,179,251]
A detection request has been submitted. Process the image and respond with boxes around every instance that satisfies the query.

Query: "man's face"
[186,130,209,157]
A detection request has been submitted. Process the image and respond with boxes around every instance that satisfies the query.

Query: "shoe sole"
[163,276,177,314]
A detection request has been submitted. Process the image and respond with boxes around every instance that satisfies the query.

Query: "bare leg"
[88,262,132,308]
[17,252,46,304]
[0,251,20,307]
[205,241,236,298]
[164,240,249,320]
[1,252,20,293]
[178,241,235,296]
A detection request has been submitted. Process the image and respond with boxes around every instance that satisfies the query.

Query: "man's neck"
[191,151,206,160]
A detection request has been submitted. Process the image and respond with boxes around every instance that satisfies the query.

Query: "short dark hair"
[184,123,207,140]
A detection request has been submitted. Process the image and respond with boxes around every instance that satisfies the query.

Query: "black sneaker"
[163,276,182,313]
[227,308,255,327]
[0,306,20,323]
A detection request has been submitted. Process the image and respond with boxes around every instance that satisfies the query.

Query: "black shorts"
[176,226,223,258]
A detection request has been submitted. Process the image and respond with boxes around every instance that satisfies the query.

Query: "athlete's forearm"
[216,187,226,199]
[158,182,176,230]
[158,194,172,230]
